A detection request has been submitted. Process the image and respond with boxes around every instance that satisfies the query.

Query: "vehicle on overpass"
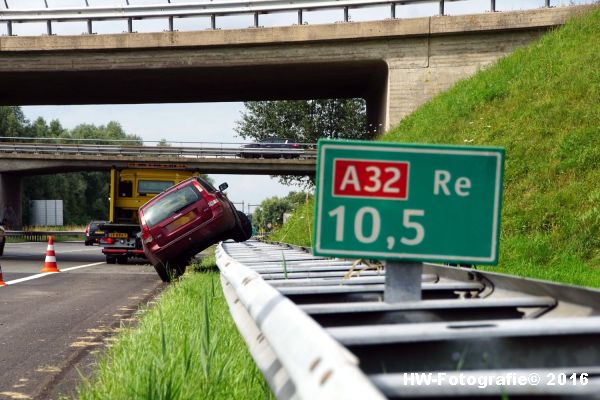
[99,168,197,264]
[139,177,251,282]
[240,137,302,158]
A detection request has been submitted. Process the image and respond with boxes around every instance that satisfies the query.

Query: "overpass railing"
[0,0,554,36]
[0,140,317,159]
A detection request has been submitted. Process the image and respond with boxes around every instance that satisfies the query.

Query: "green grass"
[269,200,314,247]
[382,6,600,286]
[77,272,273,400]
[271,7,600,288]
[191,246,218,272]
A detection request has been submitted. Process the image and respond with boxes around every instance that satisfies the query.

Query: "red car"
[139,177,251,282]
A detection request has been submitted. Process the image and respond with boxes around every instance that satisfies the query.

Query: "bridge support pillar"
[0,173,23,230]
[385,60,480,131]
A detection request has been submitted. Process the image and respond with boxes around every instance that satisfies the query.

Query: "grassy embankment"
[271,7,600,288]
[77,268,273,400]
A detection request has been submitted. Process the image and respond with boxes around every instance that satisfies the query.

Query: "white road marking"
[61,262,105,272]
[56,248,101,254]
[4,262,105,286]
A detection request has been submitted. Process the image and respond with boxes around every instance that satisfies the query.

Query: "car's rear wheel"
[153,258,189,283]
[106,255,116,264]
[117,255,128,265]
[0,238,5,256]
[232,210,252,242]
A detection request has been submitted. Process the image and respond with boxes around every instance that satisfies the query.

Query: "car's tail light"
[192,180,204,193]
[101,237,114,244]
[139,212,153,244]
[192,180,221,213]
[292,143,300,148]
[85,224,90,235]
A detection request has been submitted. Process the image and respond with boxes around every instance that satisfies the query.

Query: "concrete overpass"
[0,144,316,175]
[0,4,592,227]
[0,5,589,129]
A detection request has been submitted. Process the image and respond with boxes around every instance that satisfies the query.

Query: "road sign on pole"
[313,139,505,265]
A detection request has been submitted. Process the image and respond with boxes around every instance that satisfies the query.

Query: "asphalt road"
[0,241,165,400]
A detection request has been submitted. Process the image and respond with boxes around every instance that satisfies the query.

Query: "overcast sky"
[7,0,593,209]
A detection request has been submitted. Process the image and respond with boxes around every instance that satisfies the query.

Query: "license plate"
[95,230,104,234]
[166,210,198,233]
[109,232,128,238]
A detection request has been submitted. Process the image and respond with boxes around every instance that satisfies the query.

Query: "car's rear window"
[143,185,200,227]
[138,180,174,195]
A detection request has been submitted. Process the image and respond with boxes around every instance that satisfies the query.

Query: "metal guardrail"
[0,141,317,159]
[217,240,600,399]
[6,230,85,241]
[0,0,554,36]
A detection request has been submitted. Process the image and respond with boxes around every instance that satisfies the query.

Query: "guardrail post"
[297,9,303,25]
[491,0,496,12]
[86,19,92,34]
[127,17,133,33]
[6,21,12,36]
[211,14,216,29]
[46,20,52,35]
[390,3,396,19]
[384,261,422,302]
[545,0,550,7]
[439,0,445,16]
[168,16,174,31]
[344,6,349,22]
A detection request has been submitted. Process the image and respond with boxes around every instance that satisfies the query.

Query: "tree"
[157,138,171,147]
[0,107,142,225]
[235,99,368,143]
[0,106,28,138]
[252,191,313,230]
[235,99,369,187]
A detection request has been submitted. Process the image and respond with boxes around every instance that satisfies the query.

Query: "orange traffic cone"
[40,236,60,273]
[0,264,6,286]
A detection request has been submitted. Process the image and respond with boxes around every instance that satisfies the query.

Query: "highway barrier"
[6,230,85,242]
[217,240,600,399]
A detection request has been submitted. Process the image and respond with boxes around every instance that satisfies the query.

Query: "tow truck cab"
[100,168,197,264]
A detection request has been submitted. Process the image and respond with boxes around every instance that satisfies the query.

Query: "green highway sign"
[313,140,505,265]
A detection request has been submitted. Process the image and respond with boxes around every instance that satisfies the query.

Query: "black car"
[240,138,302,158]
[85,220,109,246]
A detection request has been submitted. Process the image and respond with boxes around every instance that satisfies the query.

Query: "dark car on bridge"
[139,177,251,282]
[240,137,302,158]
[84,220,109,246]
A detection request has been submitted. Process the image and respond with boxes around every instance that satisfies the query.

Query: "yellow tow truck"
[100,168,196,264]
